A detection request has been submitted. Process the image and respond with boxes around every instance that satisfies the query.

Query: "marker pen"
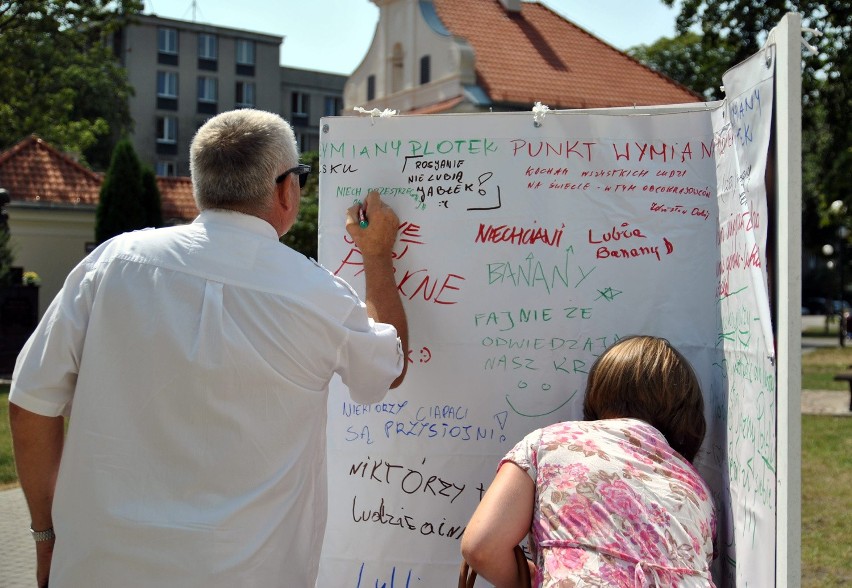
[358,204,369,228]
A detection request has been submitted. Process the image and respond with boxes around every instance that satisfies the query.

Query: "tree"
[95,139,146,244]
[659,0,851,234]
[0,1,142,170]
[636,0,850,276]
[140,166,164,229]
[628,32,736,100]
[281,151,320,260]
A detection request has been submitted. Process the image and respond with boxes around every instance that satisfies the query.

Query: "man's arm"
[346,191,409,388]
[9,403,64,587]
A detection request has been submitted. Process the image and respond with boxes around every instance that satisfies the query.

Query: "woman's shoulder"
[538,418,643,437]
[534,419,618,448]
[534,419,674,458]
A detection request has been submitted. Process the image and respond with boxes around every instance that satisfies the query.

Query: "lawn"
[802,415,852,587]
[801,346,852,391]
[1,377,850,583]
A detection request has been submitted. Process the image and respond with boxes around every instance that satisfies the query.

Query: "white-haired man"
[10,109,408,587]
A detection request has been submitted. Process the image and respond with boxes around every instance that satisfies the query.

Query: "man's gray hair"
[190,109,299,212]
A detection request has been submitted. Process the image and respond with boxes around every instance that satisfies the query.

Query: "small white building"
[347,0,700,114]
[0,136,197,318]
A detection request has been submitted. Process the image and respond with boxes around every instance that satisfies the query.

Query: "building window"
[235,81,255,107]
[158,28,178,54]
[235,39,255,75]
[367,75,376,101]
[157,116,177,143]
[197,76,217,102]
[324,96,343,117]
[292,92,309,116]
[198,33,217,70]
[157,27,178,65]
[391,43,404,93]
[420,55,431,85]
[197,77,217,114]
[156,161,176,176]
[296,132,309,153]
[291,92,309,125]
[156,71,178,110]
[236,39,255,65]
[198,33,217,60]
[157,71,178,98]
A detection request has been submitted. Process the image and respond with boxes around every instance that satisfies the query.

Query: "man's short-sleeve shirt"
[10,210,403,587]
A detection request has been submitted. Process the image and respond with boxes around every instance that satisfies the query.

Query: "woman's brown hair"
[582,335,706,462]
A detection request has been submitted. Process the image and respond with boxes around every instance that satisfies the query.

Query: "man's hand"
[343,191,408,387]
[36,539,54,587]
[345,191,399,258]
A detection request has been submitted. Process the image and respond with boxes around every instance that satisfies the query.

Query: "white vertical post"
[774,12,802,588]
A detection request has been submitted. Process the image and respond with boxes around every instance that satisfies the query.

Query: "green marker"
[358,203,369,228]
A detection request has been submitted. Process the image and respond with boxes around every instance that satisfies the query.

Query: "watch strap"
[30,526,55,542]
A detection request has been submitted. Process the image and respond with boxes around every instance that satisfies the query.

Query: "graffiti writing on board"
[322,135,722,215]
[355,563,422,588]
[341,400,509,447]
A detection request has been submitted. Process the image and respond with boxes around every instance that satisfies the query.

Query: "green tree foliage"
[281,151,320,260]
[0,0,142,169]
[659,0,851,245]
[663,0,852,214]
[95,139,146,244]
[141,166,164,229]
[628,32,736,100]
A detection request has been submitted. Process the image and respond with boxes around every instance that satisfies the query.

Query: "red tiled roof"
[432,0,701,109]
[0,135,198,222]
[157,176,197,222]
[0,135,101,207]
[407,96,466,114]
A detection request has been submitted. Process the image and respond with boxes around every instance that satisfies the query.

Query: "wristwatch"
[30,526,55,542]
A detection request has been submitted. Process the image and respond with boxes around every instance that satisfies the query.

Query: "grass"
[802,415,852,587]
[801,346,852,391]
[1,379,850,583]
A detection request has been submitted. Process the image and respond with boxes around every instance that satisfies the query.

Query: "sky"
[142,0,682,75]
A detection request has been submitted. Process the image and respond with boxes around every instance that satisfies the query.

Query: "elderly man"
[9,109,408,587]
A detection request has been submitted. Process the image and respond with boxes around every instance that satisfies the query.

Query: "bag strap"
[515,544,532,584]
[458,558,477,588]
[459,545,531,587]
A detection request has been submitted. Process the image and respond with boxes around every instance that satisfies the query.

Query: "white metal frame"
[772,12,802,588]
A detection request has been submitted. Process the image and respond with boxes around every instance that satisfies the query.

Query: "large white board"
[316,49,776,587]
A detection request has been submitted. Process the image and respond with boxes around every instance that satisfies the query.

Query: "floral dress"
[502,418,716,587]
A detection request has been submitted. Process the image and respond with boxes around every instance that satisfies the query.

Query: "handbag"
[459,544,531,587]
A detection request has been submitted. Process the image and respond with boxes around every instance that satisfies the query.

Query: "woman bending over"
[461,335,716,587]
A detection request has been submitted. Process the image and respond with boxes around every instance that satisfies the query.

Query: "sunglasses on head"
[275,163,311,188]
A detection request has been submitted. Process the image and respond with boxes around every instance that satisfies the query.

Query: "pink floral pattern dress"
[502,418,716,587]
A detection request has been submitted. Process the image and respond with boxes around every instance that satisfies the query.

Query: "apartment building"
[117,14,345,176]
[280,67,346,153]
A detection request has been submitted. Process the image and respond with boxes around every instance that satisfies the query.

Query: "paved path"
[0,486,37,587]
[1,390,849,586]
